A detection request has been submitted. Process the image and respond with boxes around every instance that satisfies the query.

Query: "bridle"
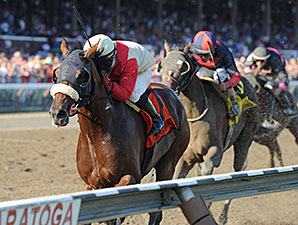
[51,49,113,117]
[162,49,209,122]
[162,50,198,95]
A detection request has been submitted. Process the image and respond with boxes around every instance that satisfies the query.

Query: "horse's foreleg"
[218,199,232,225]
[173,147,200,179]
[114,174,136,187]
[201,146,222,176]
[233,138,252,172]
[84,184,95,191]
[267,139,283,167]
[101,175,137,225]
[287,116,298,145]
[218,129,253,225]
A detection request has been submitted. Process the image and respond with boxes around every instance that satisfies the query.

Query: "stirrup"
[231,106,240,116]
[228,105,240,120]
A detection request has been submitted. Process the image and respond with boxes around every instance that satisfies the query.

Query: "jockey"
[191,31,241,118]
[245,44,296,116]
[83,34,164,135]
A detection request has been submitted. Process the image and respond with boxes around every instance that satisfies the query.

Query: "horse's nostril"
[57,110,67,119]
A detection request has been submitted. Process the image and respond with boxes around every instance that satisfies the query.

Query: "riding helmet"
[83,34,116,58]
[192,31,217,54]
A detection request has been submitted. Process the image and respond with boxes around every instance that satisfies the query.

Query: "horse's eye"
[176,60,188,72]
[52,68,59,83]
[76,70,89,85]
[156,62,162,73]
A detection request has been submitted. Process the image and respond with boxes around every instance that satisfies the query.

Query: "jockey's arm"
[222,53,241,89]
[267,55,289,87]
[226,70,241,88]
[105,58,138,101]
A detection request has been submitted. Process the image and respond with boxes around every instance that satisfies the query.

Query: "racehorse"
[159,41,260,224]
[244,72,298,167]
[49,39,190,225]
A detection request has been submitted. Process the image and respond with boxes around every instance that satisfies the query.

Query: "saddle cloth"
[200,77,256,125]
[140,87,178,149]
[227,80,257,125]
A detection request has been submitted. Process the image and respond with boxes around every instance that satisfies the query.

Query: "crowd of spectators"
[1,0,297,54]
[0,0,297,89]
[0,51,59,84]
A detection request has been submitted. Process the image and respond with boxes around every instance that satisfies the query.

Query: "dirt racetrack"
[1,112,298,225]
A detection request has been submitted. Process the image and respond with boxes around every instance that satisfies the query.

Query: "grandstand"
[0,0,297,113]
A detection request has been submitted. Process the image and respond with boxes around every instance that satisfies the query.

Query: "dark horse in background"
[244,72,298,167]
[159,42,260,225]
[49,40,190,225]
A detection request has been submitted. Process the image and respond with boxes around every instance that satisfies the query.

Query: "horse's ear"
[183,42,192,54]
[61,39,70,58]
[164,40,171,54]
[84,40,100,59]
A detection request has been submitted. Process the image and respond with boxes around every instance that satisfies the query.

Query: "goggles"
[196,53,211,62]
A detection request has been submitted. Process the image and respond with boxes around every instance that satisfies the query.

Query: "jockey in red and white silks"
[84,35,155,103]
[83,34,164,135]
[106,41,155,102]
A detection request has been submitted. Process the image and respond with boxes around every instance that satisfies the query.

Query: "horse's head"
[159,41,198,95]
[49,39,103,127]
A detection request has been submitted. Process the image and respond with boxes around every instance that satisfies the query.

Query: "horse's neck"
[182,76,205,103]
[78,87,115,137]
[180,77,207,116]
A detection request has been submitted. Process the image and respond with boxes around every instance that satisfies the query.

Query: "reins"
[166,51,209,122]
[187,78,209,122]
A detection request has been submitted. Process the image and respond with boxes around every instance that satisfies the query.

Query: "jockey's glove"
[218,81,230,91]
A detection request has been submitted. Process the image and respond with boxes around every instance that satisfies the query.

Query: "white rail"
[1,165,298,224]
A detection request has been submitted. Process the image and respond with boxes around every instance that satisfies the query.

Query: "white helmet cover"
[83,34,116,58]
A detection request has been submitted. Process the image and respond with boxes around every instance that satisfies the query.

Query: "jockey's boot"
[228,88,240,119]
[278,92,297,117]
[136,94,164,136]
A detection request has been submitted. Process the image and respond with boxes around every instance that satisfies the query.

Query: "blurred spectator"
[286,57,298,98]
[286,57,298,81]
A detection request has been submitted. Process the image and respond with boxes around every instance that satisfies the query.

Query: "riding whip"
[73,6,92,48]
[73,5,113,109]
[207,41,221,84]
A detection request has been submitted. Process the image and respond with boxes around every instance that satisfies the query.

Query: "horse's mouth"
[49,109,70,127]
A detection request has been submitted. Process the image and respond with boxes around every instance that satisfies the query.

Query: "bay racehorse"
[49,40,190,225]
[244,72,298,167]
[159,41,260,224]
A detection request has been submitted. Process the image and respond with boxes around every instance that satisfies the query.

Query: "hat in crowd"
[83,34,116,58]
[192,31,217,54]
[45,57,53,65]
[252,45,270,60]
[13,51,21,57]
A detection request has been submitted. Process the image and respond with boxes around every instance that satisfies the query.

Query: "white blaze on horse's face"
[167,70,173,81]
